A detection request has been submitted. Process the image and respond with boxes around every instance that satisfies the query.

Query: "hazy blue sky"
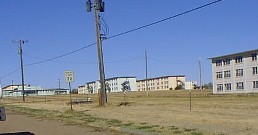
[1,0,258,89]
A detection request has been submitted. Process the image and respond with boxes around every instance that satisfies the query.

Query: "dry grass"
[1,90,258,135]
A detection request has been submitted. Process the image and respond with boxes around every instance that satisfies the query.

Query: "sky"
[0,0,258,89]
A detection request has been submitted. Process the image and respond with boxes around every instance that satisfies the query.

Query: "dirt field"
[1,90,258,135]
[0,110,129,135]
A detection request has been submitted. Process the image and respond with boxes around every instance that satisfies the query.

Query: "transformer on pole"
[86,0,107,106]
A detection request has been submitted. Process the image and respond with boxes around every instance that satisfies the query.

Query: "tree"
[203,83,213,89]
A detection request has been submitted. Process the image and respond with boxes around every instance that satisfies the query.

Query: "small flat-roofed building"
[1,84,69,97]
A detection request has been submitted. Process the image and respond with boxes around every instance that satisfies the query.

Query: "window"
[252,53,257,61]
[223,59,230,65]
[216,60,222,66]
[236,82,244,90]
[224,83,231,90]
[216,72,223,79]
[253,81,258,89]
[236,69,243,77]
[235,56,243,63]
[224,70,231,78]
[252,67,258,75]
[216,84,223,91]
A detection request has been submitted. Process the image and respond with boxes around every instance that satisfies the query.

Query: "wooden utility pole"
[87,0,106,106]
[13,40,28,102]
[199,59,202,91]
[145,50,148,96]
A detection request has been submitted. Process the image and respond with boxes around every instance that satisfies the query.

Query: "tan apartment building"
[137,75,185,91]
[210,49,258,94]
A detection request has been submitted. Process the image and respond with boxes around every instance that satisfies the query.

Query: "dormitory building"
[210,49,258,94]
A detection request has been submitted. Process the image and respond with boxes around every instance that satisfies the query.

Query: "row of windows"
[145,78,169,82]
[139,85,170,91]
[215,53,257,67]
[139,81,169,87]
[216,67,258,79]
[217,81,258,91]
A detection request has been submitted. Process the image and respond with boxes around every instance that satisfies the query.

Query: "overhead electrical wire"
[0,67,20,79]
[25,0,222,67]
[25,43,96,66]
[148,57,196,65]
[2,0,222,79]
[24,54,143,65]
[105,0,222,41]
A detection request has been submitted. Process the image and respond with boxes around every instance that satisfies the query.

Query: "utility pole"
[86,0,106,106]
[12,80,14,90]
[199,59,202,92]
[13,40,28,102]
[58,79,61,89]
[145,50,148,96]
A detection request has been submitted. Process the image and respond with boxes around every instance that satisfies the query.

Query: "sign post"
[65,70,74,111]
[189,89,192,111]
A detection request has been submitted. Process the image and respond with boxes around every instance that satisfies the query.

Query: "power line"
[0,67,20,79]
[24,54,143,65]
[148,57,196,65]
[18,0,223,67]
[1,1,222,86]
[105,57,144,64]
[25,43,96,66]
[105,0,222,41]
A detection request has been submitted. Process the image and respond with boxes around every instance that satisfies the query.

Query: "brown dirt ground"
[1,90,258,135]
[0,110,128,135]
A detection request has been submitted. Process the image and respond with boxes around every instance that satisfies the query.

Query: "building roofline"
[105,76,136,81]
[2,85,23,90]
[86,76,136,84]
[137,75,185,82]
[209,49,258,60]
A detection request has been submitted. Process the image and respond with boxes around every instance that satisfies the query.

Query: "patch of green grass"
[173,130,183,134]
[184,128,197,132]
[106,119,122,126]
[123,122,134,127]
[137,125,153,130]
[191,131,203,135]
[2,104,207,135]
[169,125,179,130]
[140,122,147,125]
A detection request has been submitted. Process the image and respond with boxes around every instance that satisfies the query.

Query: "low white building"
[105,77,137,93]
[80,77,137,94]
[78,85,87,94]
[2,85,69,97]
[185,81,197,90]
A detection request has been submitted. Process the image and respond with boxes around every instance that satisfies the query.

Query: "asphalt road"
[0,110,126,135]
